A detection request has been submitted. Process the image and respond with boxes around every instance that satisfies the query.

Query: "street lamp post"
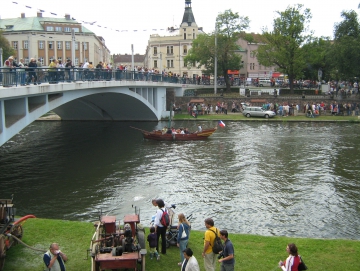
[0,48,3,67]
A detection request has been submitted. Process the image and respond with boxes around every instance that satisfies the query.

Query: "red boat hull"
[141,128,217,141]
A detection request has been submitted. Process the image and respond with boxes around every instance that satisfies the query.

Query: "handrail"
[0,67,199,87]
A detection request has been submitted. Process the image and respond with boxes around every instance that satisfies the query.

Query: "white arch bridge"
[0,81,187,147]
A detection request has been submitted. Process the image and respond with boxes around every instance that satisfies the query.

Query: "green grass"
[4,218,360,270]
[172,112,360,122]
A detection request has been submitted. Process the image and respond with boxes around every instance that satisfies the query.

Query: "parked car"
[242,107,276,118]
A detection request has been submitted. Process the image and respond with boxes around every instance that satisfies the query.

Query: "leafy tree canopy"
[0,31,16,62]
[256,4,312,92]
[184,9,249,92]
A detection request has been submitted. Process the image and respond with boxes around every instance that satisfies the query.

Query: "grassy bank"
[4,218,360,270]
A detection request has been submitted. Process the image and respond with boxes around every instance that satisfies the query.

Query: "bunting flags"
[8,0,174,34]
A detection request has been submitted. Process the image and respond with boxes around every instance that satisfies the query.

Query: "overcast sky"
[1,0,358,55]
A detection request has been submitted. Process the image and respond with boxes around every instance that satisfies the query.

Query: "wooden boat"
[131,126,217,141]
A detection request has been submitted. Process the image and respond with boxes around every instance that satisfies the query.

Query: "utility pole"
[71,29,75,63]
[214,21,217,94]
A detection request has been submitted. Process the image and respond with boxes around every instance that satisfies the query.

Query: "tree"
[256,4,312,93]
[301,37,332,81]
[184,9,249,92]
[0,31,16,63]
[329,10,360,80]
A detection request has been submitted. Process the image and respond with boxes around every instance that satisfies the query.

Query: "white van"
[258,79,271,87]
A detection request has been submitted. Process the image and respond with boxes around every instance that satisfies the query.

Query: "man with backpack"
[154,199,168,255]
[202,218,221,271]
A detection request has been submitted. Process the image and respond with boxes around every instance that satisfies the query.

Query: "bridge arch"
[0,81,180,146]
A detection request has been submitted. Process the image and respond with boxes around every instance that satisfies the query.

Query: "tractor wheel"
[137,230,146,249]
[11,224,23,244]
[0,235,6,271]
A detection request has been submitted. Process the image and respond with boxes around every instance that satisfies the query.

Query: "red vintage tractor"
[0,195,36,270]
[90,206,146,271]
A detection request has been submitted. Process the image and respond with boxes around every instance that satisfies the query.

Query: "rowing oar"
[129,126,149,133]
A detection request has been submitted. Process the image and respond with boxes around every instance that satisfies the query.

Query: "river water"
[0,120,359,240]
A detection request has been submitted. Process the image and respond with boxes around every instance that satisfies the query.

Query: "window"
[193,33,195,39]
[75,58,79,66]
[48,41,53,49]
[250,51,256,58]
[73,28,80,32]
[250,63,255,70]
[167,46,173,54]
[153,47,157,55]
[65,41,71,50]
[46,26,54,31]
[57,41,62,49]
[154,60,158,68]
[24,57,29,64]
[167,60,174,68]
[83,42,87,50]
[64,27,71,32]
[183,45,187,54]
[39,40,44,49]
[24,40,29,49]
[12,41,18,49]
[75,42,79,50]
[55,27,62,32]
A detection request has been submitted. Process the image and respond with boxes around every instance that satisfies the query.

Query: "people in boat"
[162,126,168,134]
[171,127,177,134]
[166,127,172,134]
[197,125,202,133]
[180,128,185,134]
[184,128,190,134]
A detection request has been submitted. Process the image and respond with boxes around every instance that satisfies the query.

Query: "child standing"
[147,227,160,260]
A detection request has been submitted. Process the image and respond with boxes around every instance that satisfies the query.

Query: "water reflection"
[0,121,359,240]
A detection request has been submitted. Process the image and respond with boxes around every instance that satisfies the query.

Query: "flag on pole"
[218,120,226,127]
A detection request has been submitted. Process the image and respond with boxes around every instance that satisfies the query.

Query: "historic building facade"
[144,0,204,78]
[0,12,110,66]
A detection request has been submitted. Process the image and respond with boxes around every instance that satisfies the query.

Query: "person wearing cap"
[181,248,200,271]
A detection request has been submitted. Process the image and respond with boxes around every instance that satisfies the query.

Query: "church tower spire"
[181,0,197,26]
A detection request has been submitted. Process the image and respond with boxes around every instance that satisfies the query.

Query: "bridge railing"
[0,67,200,87]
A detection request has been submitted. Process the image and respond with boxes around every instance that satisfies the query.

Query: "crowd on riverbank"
[185,100,360,117]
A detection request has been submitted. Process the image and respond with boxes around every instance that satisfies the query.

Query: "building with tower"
[144,0,204,78]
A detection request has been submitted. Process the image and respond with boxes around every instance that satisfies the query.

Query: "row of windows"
[15,57,83,66]
[12,41,88,50]
[46,26,80,32]
[152,59,195,68]
[153,45,188,55]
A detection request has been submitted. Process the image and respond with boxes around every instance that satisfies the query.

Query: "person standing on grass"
[177,213,191,266]
[154,199,167,255]
[202,218,220,271]
[43,243,68,271]
[218,230,235,271]
[147,226,160,260]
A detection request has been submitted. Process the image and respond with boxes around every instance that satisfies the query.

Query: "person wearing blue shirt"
[43,243,68,271]
[218,230,235,271]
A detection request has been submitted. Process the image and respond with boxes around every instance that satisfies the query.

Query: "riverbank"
[4,218,360,271]
[37,112,360,122]
[172,112,360,122]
